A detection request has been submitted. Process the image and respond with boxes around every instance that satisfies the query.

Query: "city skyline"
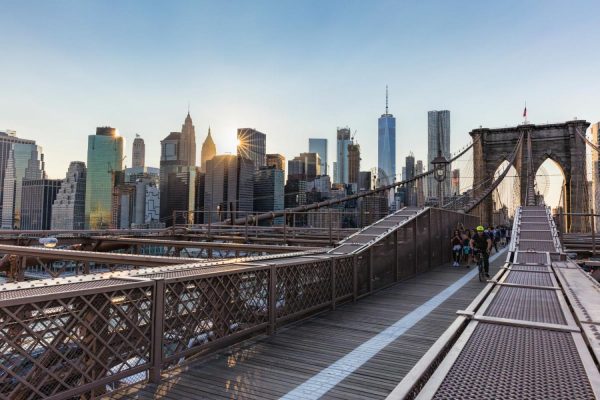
[2,1,599,179]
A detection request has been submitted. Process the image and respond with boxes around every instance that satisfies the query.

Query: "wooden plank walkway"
[107,252,507,400]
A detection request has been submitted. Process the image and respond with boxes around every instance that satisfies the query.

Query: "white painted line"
[280,248,507,400]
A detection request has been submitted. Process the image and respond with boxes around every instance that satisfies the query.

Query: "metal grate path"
[431,324,596,400]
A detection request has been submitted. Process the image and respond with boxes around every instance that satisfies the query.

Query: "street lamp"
[431,150,449,208]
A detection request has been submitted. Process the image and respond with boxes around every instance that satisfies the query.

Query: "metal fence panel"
[0,281,154,399]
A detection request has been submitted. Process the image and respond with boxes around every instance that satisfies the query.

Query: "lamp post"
[432,150,449,208]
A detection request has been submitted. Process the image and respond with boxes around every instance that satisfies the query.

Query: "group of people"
[450,224,511,278]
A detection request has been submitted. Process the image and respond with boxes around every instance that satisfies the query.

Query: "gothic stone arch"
[470,120,590,231]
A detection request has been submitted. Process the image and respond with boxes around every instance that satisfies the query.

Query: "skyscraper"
[415,160,425,207]
[237,128,266,169]
[348,142,361,186]
[451,169,460,196]
[335,127,351,184]
[20,178,61,230]
[359,171,372,192]
[123,166,161,228]
[254,167,284,225]
[204,155,254,221]
[132,134,145,168]
[1,143,45,229]
[288,153,321,181]
[0,130,36,219]
[378,87,396,187]
[51,161,87,230]
[309,138,328,175]
[160,131,195,225]
[200,127,216,172]
[181,112,197,167]
[266,154,286,171]
[427,110,451,199]
[85,127,124,229]
[405,153,415,206]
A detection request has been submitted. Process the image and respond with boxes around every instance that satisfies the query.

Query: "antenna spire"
[385,85,389,114]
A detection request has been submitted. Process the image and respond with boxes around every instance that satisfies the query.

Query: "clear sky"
[1,0,599,186]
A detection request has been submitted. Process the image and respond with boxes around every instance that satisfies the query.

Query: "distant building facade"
[451,168,460,196]
[427,110,451,199]
[237,128,266,169]
[404,153,416,206]
[205,155,254,221]
[266,153,286,171]
[160,130,195,226]
[0,130,36,220]
[378,88,396,187]
[288,153,321,182]
[1,143,45,229]
[122,166,161,228]
[254,167,284,225]
[359,171,372,192]
[200,127,216,173]
[348,143,361,186]
[415,160,425,207]
[335,128,351,184]
[309,138,328,175]
[85,127,124,229]
[20,178,61,230]
[181,112,197,167]
[51,161,87,230]
[132,134,145,167]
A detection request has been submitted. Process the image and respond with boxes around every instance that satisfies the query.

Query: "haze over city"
[2,0,600,179]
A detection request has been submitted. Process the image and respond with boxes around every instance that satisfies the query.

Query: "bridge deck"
[109,252,507,400]
[387,206,600,399]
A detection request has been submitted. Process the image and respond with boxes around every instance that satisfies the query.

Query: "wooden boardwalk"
[108,252,507,400]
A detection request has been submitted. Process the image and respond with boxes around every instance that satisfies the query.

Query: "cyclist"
[471,225,492,278]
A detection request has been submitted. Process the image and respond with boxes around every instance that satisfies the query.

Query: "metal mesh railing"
[0,280,154,399]
[0,207,477,399]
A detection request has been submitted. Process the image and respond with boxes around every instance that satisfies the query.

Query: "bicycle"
[473,249,486,282]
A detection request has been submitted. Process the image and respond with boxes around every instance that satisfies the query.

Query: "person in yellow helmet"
[470,225,492,278]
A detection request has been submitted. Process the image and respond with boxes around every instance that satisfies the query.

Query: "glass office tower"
[335,128,351,184]
[85,127,124,229]
[309,138,328,176]
[378,88,396,188]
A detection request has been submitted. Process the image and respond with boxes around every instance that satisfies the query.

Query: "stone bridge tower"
[470,120,590,231]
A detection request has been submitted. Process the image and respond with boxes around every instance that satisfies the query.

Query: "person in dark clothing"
[451,230,462,267]
[471,225,492,278]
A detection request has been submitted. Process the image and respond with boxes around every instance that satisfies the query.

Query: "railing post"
[268,266,277,335]
[368,247,374,293]
[208,211,212,239]
[592,212,596,256]
[428,208,432,271]
[328,208,333,245]
[283,210,287,243]
[149,278,165,383]
[414,217,418,276]
[394,229,399,282]
[352,254,358,301]
[331,258,336,310]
